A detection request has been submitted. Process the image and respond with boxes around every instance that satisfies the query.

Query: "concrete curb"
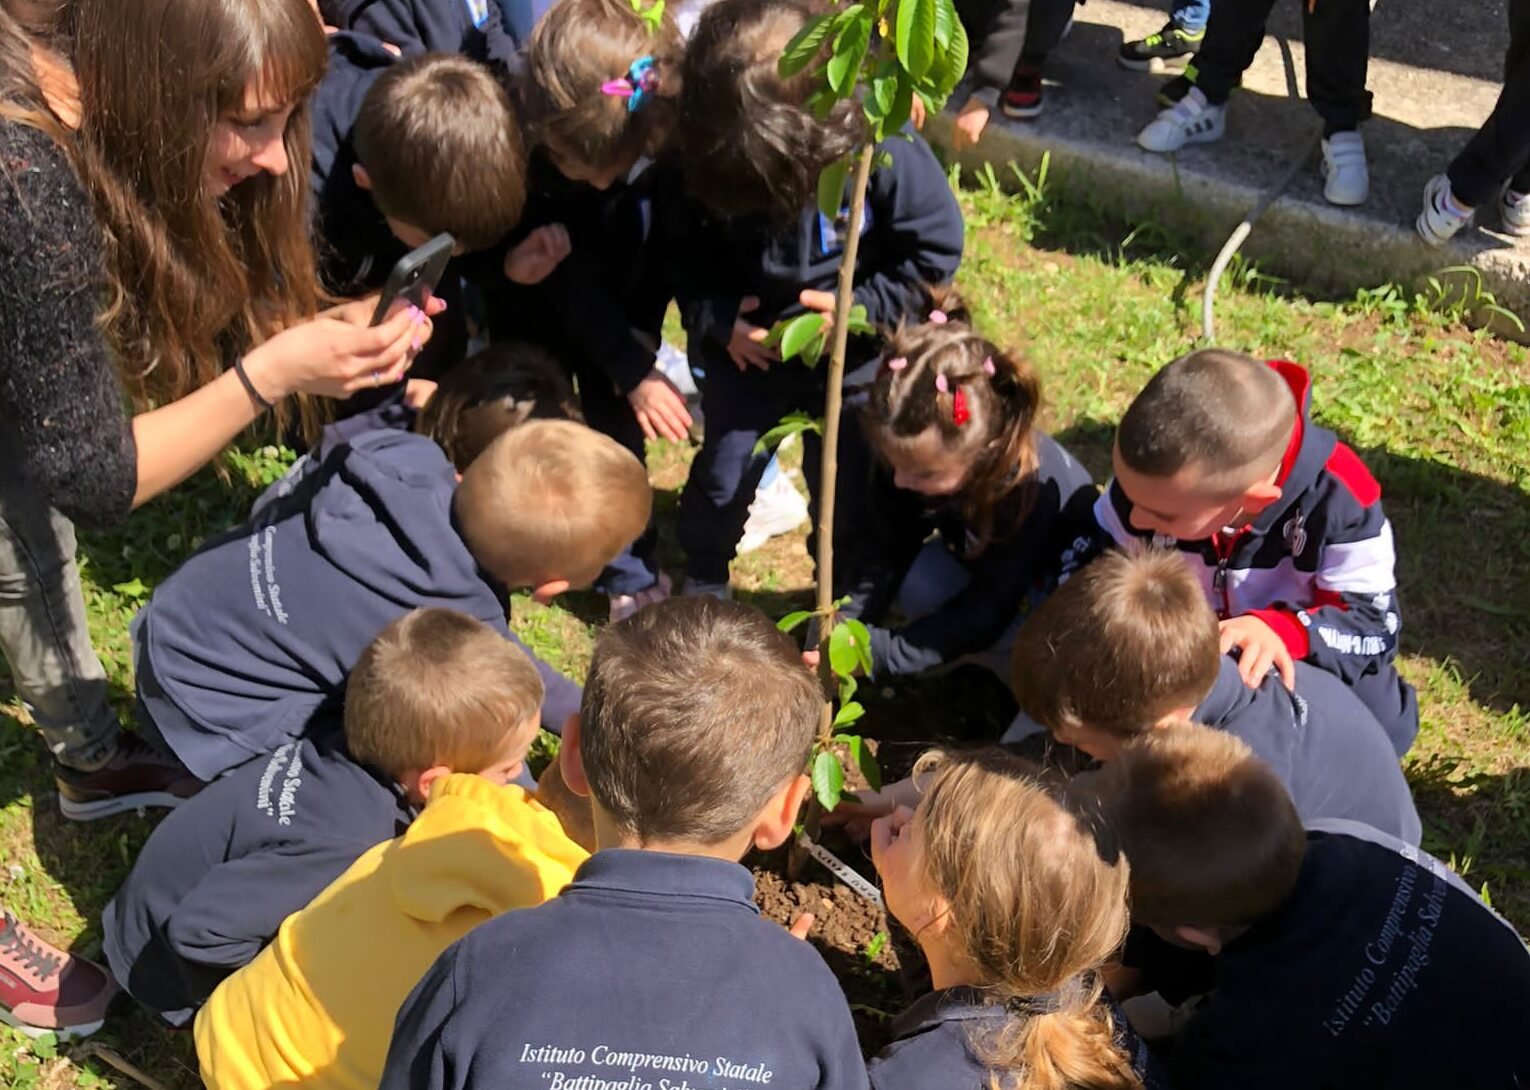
[927,110,1530,335]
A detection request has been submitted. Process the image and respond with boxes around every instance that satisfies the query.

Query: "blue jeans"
[0,476,120,768]
[1173,0,1210,33]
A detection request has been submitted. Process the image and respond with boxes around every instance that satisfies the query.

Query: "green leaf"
[843,618,874,675]
[923,0,967,102]
[112,576,148,599]
[29,1033,57,1060]
[894,0,937,80]
[847,303,874,336]
[838,674,858,706]
[812,750,846,810]
[777,609,814,633]
[865,930,889,960]
[832,701,866,729]
[779,312,829,361]
[801,328,827,368]
[883,71,915,137]
[855,732,883,790]
[817,156,851,220]
[932,0,955,50]
[753,411,823,455]
[828,620,862,679]
[828,12,871,93]
[778,13,835,77]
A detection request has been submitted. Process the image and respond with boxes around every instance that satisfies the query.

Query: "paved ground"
[930,0,1530,321]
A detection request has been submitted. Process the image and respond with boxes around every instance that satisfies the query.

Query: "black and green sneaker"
[1118,21,1204,73]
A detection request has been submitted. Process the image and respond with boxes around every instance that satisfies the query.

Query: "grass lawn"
[2,165,1527,1089]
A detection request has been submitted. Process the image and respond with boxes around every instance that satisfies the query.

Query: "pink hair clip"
[929,309,948,324]
[886,356,908,371]
[982,356,996,376]
[934,374,949,394]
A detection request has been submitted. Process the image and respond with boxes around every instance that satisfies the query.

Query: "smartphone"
[369,233,455,326]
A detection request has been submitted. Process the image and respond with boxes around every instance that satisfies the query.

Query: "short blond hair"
[345,608,543,778]
[1088,723,1306,929]
[454,420,652,589]
[1012,548,1220,738]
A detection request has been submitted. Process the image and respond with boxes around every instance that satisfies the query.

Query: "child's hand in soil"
[823,776,921,839]
[727,296,778,372]
[788,913,816,940]
[1219,614,1296,691]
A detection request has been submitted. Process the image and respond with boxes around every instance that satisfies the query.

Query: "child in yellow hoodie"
[194,614,590,1090]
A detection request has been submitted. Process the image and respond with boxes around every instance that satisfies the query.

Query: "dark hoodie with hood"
[101,726,411,1027]
[132,408,581,781]
[1095,360,1419,756]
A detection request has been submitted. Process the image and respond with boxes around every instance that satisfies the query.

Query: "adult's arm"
[0,120,137,529]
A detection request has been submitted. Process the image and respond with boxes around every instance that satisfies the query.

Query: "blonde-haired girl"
[868,748,1165,1090]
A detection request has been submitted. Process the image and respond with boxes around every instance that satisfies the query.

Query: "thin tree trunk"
[790,142,879,882]
[812,140,879,731]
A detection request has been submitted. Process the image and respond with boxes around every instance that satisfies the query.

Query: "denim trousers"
[0,475,119,768]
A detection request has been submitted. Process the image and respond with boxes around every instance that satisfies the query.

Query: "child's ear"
[1241,479,1284,516]
[559,715,591,798]
[531,578,571,605]
[753,773,812,852]
[406,764,454,806]
[352,163,373,191]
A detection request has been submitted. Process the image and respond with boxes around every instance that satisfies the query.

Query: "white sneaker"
[1501,188,1530,237]
[1416,173,1473,246]
[607,571,672,624]
[1137,87,1225,153]
[738,466,808,553]
[1320,131,1368,207]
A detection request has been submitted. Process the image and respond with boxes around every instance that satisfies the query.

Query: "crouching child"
[380,597,869,1090]
[104,607,545,1026]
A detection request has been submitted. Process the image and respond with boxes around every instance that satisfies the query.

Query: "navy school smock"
[102,727,412,1027]
[868,984,1169,1090]
[382,850,870,1090]
[1197,656,1421,845]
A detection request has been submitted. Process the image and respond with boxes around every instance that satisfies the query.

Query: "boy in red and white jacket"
[1093,348,1417,755]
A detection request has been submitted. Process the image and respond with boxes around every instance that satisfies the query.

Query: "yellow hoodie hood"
[196,773,588,1090]
[390,774,587,925]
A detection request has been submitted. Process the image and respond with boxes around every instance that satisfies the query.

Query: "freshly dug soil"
[746,663,1020,1056]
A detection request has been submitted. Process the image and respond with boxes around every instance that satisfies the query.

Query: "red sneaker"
[0,911,117,1038]
[1000,63,1044,119]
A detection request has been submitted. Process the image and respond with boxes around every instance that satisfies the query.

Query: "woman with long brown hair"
[0,0,436,1036]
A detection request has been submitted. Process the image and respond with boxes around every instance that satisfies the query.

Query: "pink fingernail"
[409,306,425,324]
[411,335,423,351]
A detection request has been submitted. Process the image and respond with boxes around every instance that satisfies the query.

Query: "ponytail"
[986,978,1140,1090]
[911,750,1139,1090]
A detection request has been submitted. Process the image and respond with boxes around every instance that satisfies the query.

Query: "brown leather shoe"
[54,734,205,822]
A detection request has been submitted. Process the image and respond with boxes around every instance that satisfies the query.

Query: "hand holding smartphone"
[369,233,455,326]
